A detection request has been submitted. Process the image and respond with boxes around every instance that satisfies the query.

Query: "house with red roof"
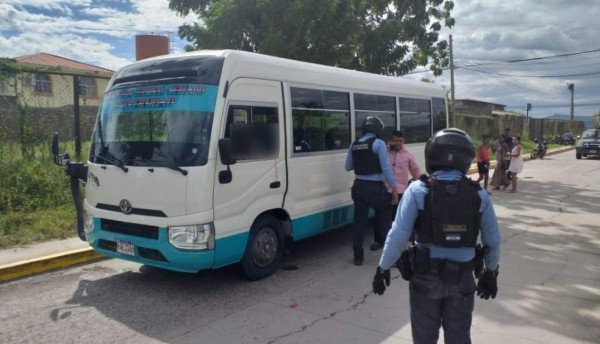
[0,53,114,142]
[0,52,114,107]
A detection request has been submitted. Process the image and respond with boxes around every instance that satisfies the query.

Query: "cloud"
[0,0,598,117]
[0,0,197,70]
[436,0,600,117]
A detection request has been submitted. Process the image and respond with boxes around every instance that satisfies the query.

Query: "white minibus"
[61,50,448,279]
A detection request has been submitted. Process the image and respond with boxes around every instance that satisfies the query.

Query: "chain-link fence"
[0,67,111,159]
[455,112,585,141]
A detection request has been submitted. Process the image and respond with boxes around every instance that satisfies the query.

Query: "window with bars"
[34,73,52,94]
[78,76,97,97]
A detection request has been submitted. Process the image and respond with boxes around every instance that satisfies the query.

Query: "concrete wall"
[0,102,97,143]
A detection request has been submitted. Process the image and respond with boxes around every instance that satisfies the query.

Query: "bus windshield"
[90,83,218,167]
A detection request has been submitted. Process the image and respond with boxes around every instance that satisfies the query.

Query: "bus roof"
[120,49,445,98]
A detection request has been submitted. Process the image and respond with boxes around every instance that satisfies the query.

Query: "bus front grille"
[98,239,168,263]
[101,219,159,239]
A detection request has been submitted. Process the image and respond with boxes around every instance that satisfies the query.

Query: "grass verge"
[0,205,77,249]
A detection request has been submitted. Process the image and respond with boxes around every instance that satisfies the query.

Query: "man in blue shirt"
[372,128,501,344]
[345,116,399,265]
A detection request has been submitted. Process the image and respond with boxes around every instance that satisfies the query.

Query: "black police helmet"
[361,116,384,138]
[425,128,475,174]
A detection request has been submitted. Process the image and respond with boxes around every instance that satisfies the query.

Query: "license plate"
[117,240,135,256]
[590,150,597,154]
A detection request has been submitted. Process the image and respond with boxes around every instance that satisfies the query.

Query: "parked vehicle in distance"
[576,128,600,159]
[552,132,576,145]
[562,131,576,145]
[530,138,548,159]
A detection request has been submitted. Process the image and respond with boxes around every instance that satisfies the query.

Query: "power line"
[459,66,600,78]
[453,49,600,68]
[453,57,542,94]
[507,102,600,109]
[408,48,600,74]
[456,54,600,70]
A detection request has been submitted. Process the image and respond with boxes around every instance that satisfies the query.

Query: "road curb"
[0,146,575,284]
[0,247,106,283]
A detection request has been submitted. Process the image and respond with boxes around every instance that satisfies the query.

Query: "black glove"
[373,267,390,296]
[476,268,499,300]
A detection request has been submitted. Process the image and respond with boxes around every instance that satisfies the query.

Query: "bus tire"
[241,214,284,280]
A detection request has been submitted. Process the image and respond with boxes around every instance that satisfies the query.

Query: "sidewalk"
[0,145,575,283]
[0,237,102,282]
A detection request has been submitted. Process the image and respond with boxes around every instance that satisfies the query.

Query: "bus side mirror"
[218,138,237,166]
[52,132,71,166]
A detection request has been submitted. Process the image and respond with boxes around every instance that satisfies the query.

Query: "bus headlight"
[168,223,214,250]
[84,211,94,233]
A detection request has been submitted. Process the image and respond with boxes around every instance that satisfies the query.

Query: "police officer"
[345,116,399,266]
[372,128,501,344]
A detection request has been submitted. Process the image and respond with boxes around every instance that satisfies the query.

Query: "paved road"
[1,151,599,344]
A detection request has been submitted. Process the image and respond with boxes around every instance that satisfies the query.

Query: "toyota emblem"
[119,199,133,214]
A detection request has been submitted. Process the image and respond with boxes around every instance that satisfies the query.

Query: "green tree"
[169,0,455,76]
[592,110,600,128]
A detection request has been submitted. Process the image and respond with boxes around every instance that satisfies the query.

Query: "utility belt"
[397,245,484,284]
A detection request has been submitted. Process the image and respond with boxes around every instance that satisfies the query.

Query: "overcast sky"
[1,0,599,118]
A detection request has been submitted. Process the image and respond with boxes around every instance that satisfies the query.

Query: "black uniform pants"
[350,179,390,259]
[409,270,476,344]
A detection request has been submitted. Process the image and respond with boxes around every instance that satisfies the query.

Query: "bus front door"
[213,78,287,267]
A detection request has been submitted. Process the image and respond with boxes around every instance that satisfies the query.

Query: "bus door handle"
[270,181,281,189]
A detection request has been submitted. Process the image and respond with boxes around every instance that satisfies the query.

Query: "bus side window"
[225,105,279,160]
[291,87,350,153]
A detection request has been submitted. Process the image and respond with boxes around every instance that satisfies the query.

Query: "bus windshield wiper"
[91,153,129,173]
[129,158,188,176]
[159,163,188,176]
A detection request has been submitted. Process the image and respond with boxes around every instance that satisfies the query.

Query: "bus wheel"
[242,215,284,280]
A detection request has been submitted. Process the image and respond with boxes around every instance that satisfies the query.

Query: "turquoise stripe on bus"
[88,219,215,273]
[89,205,355,272]
[213,231,250,268]
[291,205,355,241]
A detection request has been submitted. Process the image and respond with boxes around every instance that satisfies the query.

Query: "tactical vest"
[414,175,481,248]
[351,137,381,175]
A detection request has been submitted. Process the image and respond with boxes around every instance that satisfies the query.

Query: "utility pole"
[567,82,575,131]
[525,103,531,139]
[449,34,456,127]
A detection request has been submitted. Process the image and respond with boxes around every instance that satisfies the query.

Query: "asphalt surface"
[0,146,598,344]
